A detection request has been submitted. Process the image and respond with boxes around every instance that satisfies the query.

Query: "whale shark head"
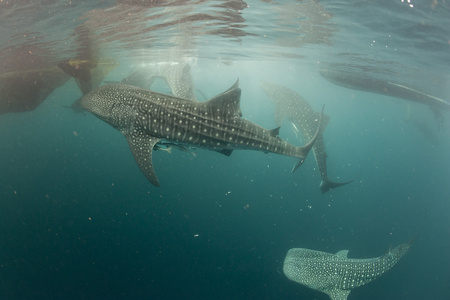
[80,85,116,122]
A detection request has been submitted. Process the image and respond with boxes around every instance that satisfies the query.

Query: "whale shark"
[120,66,159,90]
[319,68,449,127]
[260,82,353,193]
[80,81,323,186]
[120,62,197,101]
[319,68,450,111]
[283,241,412,300]
[160,63,198,101]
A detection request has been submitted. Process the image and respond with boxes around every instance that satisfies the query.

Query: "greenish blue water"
[1,1,449,299]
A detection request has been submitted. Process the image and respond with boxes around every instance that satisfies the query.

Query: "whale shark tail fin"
[320,178,354,194]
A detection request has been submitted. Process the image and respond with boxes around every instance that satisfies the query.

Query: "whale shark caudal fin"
[320,178,354,194]
[291,105,325,173]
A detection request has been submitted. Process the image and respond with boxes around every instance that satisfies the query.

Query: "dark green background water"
[1,73,449,299]
[1,0,450,299]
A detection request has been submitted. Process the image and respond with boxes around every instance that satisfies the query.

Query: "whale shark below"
[80,80,323,186]
[283,240,413,300]
[260,81,353,193]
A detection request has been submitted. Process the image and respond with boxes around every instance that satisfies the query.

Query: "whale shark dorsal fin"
[335,250,349,258]
[206,83,242,117]
[228,78,239,90]
[123,130,161,187]
[328,288,351,300]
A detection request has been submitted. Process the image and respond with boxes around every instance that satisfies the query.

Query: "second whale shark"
[283,239,413,300]
[260,82,353,193]
[121,62,198,101]
[80,81,323,186]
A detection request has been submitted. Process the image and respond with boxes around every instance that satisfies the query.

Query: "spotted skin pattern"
[81,81,322,186]
[260,81,353,193]
[160,63,197,101]
[283,242,411,300]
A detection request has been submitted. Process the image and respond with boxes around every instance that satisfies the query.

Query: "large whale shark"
[80,81,323,186]
[319,68,450,111]
[260,82,353,193]
[319,68,449,127]
[283,240,412,300]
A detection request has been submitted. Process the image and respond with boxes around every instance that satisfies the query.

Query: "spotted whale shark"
[120,62,197,101]
[260,82,353,193]
[160,63,198,101]
[80,81,323,186]
[119,66,159,90]
[283,240,412,300]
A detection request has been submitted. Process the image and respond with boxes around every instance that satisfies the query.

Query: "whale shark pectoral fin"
[123,130,161,187]
[327,288,351,300]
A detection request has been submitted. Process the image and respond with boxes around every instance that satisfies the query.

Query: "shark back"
[283,243,411,300]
